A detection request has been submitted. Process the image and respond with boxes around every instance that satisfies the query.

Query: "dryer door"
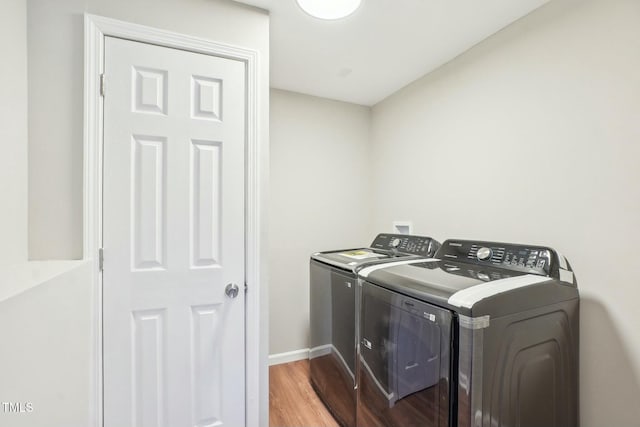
[358,281,453,427]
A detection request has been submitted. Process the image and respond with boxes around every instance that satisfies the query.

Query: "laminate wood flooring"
[269,359,340,427]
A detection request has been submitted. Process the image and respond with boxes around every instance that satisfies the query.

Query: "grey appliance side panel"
[309,260,358,427]
[461,298,579,427]
[309,260,333,359]
[331,270,357,376]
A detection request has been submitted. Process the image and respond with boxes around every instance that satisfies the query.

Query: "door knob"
[225,283,240,299]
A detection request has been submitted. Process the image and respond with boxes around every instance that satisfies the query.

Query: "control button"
[476,247,492,261]
[391,238,401,248]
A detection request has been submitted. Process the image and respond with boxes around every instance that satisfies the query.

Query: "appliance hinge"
[98,248,104,271]
[244,283,248,293]
[99,73,105,97]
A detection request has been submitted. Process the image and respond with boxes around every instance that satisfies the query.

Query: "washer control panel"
[436,239,558,277]
[370,233,440,257]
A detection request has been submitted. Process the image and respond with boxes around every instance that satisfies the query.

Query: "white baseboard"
[268,348,309,366]
[309,344,332,359]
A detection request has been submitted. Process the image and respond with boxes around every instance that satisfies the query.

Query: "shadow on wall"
[580,297,640,427]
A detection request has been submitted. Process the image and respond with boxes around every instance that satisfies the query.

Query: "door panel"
[103,36,245,427]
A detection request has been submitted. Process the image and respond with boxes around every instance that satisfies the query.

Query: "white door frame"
[83,13,265,427]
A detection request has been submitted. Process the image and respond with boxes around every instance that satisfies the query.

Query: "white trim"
[559,269,574,284]
[83,14,264,427]
[83,16,105,427]
[268,348,310,366]
[458,314,491,330]
[448,274,549,309]
[556,251,568,270]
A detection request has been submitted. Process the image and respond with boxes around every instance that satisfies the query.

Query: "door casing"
[83,13,266,427]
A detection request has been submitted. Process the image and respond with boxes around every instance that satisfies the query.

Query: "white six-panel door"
[102,36,246,427]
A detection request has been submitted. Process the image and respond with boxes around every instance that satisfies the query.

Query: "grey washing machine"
[309,234,441,427]
[357,239,579,427]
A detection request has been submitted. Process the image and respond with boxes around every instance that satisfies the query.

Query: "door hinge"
[244,283,248,293]
[98,248,104,271]
[99,73,105,97]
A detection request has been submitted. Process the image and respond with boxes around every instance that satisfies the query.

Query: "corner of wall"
[0,0,28,267]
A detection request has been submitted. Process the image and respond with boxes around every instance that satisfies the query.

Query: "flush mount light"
[296,0,362,20]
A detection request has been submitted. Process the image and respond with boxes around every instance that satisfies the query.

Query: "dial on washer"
[477,247,492,261]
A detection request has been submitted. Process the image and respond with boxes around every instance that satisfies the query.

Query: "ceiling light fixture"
[295,0,362,20]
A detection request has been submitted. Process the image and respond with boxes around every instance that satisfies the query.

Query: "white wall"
[0,0,28,266]
[269,89,371,355]
[27,0,269,260]
[0,262,91,427]
[370,0,640,425]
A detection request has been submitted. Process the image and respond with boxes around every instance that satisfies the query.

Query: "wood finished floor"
[270,360,340,427]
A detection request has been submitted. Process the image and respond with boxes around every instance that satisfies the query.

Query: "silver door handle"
[225,283,239,299]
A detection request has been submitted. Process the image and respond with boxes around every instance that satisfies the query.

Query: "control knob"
[476,247,492,261]
[391,238,401,248]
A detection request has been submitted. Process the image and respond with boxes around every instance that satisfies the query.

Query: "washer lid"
[311,233,441,272]
[363,258,578,317]
[311,248,402,271]
[363,260,491,307]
